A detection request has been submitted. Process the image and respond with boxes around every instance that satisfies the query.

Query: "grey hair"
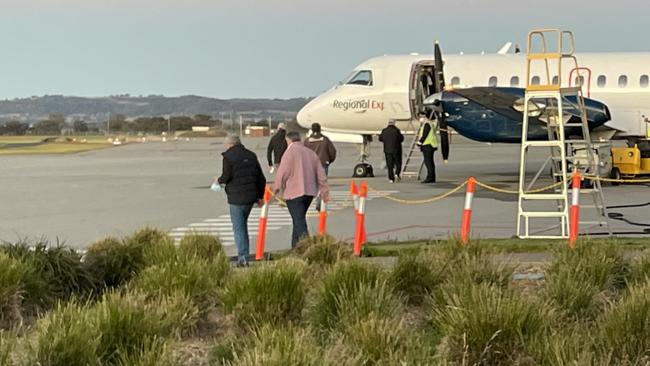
[286,131,301,142]
[225,134,241,145]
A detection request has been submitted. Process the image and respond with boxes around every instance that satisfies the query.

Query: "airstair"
[401,119,425,179]
[516,29,611,239]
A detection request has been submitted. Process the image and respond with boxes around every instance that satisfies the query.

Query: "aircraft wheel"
[353,163,374,178]
[610,167,621,186]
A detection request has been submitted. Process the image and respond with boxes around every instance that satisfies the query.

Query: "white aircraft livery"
[296,41,650,175]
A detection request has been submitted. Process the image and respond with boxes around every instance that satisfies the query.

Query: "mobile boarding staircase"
[517,29,611,239]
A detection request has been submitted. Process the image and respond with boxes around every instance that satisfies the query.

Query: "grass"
[32,300,101,366]
[432,283,554,365]
[597,279,650,363]
[93,290,198,365]
[0,142,112,155]
[221,259,305,328]
[309,260,390,331]
[544,242,630,320]
[230,325,324,366]
[133,252,230,311]
[5,230,650,365]
[1,240,96,313]
[0,253,28,329]
[363,237,650,257]
[178,233,224,261]
[294,235,353,265]
[388,250,450,306]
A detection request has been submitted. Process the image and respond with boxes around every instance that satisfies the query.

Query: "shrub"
[310,261,391,331]
[84,237,146,289]
[32,300,101,366]
[178,233,224,261]
[544,243,630,319]
[431,283,553,365]
[597,279,650,363]
[2,241,95,313]
[231,325,324,366]
[93,290,198,364]
[628,251,650,285]
[128,227,173,248]
[133,253,229,310]
[221,260,305,327]
[1,330,18,366]
[389,252,446,306]
[333,313,434,365]
[113,337,174,366]
[294,235,352,265]
[0,253,27,328]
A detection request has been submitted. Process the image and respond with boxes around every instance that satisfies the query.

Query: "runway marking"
[170,190,396,246]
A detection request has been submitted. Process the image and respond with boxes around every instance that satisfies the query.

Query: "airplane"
[296,41,650,177]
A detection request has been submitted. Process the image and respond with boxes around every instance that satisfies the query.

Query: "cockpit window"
[346,70,373,86]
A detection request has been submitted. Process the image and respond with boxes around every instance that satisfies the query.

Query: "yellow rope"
[474,179,567,195]
[584,175,650,183]
[367,181,468,204]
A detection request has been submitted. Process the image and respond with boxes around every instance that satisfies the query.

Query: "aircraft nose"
[296,102,312,129]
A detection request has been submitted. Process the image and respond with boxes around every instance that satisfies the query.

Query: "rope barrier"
[367,181,468,204]
[474,179,567,195]
[583,175,650,184]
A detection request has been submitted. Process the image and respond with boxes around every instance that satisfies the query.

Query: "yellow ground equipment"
[611,140,650,184]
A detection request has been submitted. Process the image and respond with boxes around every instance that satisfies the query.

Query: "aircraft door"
[410,63,436,118]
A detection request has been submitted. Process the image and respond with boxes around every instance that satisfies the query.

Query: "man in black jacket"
[266,123,288,173]
[378,119,404,183]
[217,135,266,266]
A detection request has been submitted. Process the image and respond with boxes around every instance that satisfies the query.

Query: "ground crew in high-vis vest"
[416,111,438,183]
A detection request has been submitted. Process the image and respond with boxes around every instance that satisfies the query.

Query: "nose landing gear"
[353,135,375,177]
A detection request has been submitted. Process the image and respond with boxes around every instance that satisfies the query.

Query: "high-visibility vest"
[419,120,438,148]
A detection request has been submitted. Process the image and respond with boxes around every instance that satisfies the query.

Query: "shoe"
[421,180,435,184]
[388,179,394,183]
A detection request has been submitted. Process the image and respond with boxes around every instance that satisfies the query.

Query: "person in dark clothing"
[266,122,288,173]
[304,122,336,211]
[417,112,439,184]
[378,119,404,183]
[217,135,266,266]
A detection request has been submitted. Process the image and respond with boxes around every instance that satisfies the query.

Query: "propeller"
[433,41,450,162]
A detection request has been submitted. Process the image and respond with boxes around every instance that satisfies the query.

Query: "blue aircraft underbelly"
[438,88,610,143]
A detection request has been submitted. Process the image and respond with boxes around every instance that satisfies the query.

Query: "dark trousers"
[385,152,402,181]
[421,145,437,182]
[286,195,314,248]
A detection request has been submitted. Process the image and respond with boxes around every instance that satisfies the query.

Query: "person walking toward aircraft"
[379,119,404,183]
[273,131,329,248]
[304,122,336,210]
[216,135,266,267]
[417,111,439,183]
[266,122,288,173]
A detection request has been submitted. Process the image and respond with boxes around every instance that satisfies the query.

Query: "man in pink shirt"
[273,131,329,247]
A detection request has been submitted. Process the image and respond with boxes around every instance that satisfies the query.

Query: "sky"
[0,0,648,99]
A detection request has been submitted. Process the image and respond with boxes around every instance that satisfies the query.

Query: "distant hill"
[0,95,312,122]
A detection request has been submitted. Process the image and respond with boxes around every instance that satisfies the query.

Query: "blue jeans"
[229,204,254,263]
[286,195,314,248]
[315,165,329,211]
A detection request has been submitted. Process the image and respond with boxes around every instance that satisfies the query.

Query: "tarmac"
[1,136,649,256]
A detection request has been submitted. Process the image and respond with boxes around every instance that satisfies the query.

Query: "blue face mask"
[210,183,222,193]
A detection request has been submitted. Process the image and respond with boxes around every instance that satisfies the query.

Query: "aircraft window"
[510,76,519,87]
[618,75,628,88]
[531,76,540,85]
[346,70,373,86]
[552,76,559,85]
[597,75,607,88]
[451,76,461,86]
[641,75,649,88]
[574,76,585,87]
[488,76,498,87]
